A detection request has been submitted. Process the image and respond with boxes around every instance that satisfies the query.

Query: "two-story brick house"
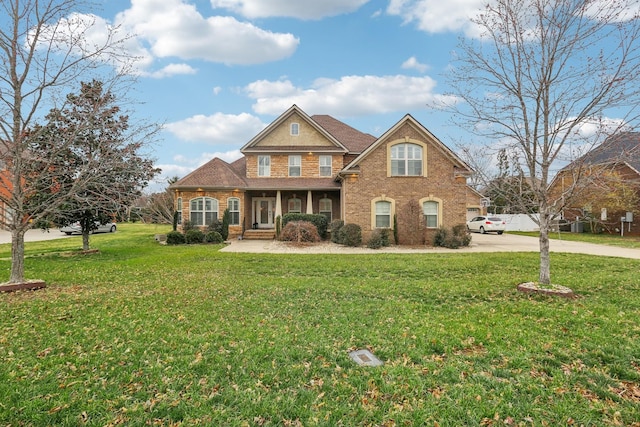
[171,105,480,244]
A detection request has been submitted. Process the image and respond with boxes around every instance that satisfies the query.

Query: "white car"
[60,222,117,235]
[466,216,506,234]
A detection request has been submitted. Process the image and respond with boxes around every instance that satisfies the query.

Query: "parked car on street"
[466,216,506,234]
[60,222,117,235]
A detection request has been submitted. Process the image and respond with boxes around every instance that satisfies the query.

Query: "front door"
[253,198,275,228]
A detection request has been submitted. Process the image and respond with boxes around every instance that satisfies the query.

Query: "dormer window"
[290,123,299,136]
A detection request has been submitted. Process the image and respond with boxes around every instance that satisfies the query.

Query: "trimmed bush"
[185,229,205,244]
[182,220,195,232]
[367,228,391,249]
[204,231,224,243]
[166,231,185,245]
[434,224,471,249]
[282,213,328,239]
[329,219,344,244]
[339,223,362,247]
[279,221,321,243]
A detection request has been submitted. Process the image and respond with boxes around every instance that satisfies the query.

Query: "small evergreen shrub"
[185,229,205,244]
[275,215,282,239]
[182,220,195,232]
[329,219,344,244]
[434,225,471,249]
[166,231,185,245]
[282,213,328,239]
[339,223,362,247]
[367,228,391,249]
[204,231,224,243]
[279,221,321,243]
[221,209,230,240]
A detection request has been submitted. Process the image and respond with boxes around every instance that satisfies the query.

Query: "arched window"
[288,197,301,213]
[391,143,423,176]
[227,197,240,225]
[375,200,392,228]
[422,200,440,228]
[190,197,218,226]
[319,198,332,221]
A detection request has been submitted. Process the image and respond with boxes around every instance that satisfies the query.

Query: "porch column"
[306,190,313,214]
[275,190,282,218]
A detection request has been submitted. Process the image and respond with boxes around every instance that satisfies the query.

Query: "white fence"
[496,214,540,232]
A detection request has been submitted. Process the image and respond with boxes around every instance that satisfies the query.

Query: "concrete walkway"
[220,232,640,260]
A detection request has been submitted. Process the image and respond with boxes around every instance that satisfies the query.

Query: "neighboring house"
[170,105,478,244]
[549,132,640,234]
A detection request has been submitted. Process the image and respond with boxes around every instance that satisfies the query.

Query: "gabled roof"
[171,157,246,189]
[241,105,348,153]
[562,132,640,174]
[341,114,472,175]
[311,114,377,154]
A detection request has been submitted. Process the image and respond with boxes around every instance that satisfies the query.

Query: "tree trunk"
[538,212,551,285]
[82,231,90,251]
[9,228,26,284]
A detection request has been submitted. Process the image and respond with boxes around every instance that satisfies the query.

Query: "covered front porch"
[243,189,340,239]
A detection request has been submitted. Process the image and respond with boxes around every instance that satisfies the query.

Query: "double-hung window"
[423,201,439,228]
[258,155,271,177]
[176,197,182,224]
[227,198,240,225]
[319,198,332,221]
[190,197,218,226]
[289,155,301,177]
[391,143,422,176]
[319,155,332,177]
[375,201,392,228]
[288,197,302,213]
[290,123,299,136]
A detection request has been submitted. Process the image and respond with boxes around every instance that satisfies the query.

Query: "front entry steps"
[243,229,276,240]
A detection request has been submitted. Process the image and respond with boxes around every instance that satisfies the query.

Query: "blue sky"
[87,0,489,191]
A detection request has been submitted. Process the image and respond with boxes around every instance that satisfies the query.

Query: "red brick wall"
[342,123,468,244]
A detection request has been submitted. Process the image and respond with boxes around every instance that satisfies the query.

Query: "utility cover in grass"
[349,349,383,367]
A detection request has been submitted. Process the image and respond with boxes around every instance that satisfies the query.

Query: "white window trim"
[419,196,443,228]
[289,155,301,177]
[290,123,299,136]
[371,196,395,229]
[387,140,427,177]
[228,197,240,225]
[258,155,271,177]
[319,155,332,177]
[189,196,219,226]
[288,197,302,213]
[319,197,332,221]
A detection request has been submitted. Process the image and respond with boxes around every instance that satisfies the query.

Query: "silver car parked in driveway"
[466,216,506,234]
[60,222,117,235]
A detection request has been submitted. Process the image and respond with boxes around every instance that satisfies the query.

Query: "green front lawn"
[1,224,639,426]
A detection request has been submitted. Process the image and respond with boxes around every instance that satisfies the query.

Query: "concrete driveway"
[221,232,640,260]
[0,229,73,245]
[2,228,638,260]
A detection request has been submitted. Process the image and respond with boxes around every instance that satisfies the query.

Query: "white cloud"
[144,63,198,78]
[245,75,459,116]
[210,0,370,20]
[401,56,429,72]
[386,0,485,36]
[164,112,266,144]
[116,0,299,67]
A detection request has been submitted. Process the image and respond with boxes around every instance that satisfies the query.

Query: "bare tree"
[447,0,640,285]
[0,0,140,284]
